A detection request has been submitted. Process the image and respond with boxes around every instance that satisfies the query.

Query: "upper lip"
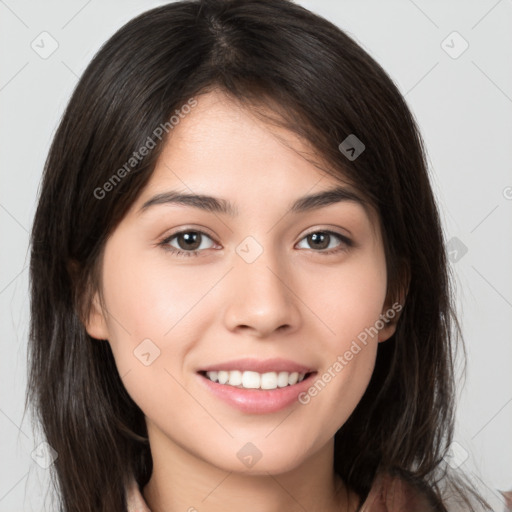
[198,358,315,374]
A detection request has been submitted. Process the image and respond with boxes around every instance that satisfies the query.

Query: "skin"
[85,89,403,512]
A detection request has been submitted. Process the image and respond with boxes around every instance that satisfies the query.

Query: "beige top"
[125,471,440,511]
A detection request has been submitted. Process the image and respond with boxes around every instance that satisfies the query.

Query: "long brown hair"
[27,0,490,510]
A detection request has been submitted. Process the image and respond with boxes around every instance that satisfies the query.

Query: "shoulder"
[359,470,446,512]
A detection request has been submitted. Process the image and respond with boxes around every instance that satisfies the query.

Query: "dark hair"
[27,0,490,510]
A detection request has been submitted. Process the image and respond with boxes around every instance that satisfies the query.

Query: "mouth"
[198,370,315,390]
[195,358,318,413]
[196,368,317,414]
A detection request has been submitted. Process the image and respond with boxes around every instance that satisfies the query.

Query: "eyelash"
[158,229,353,258]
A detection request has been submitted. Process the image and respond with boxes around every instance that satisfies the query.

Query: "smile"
[196,358,317,413]
[202,370,310,390]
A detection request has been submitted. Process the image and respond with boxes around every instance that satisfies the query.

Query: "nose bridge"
[222,234,300,336]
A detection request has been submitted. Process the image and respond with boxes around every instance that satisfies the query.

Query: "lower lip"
[197,372,317,414]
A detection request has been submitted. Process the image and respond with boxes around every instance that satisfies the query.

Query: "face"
[85,89,399,475]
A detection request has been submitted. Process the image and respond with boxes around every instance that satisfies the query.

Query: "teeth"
[204,370,308,390]
[228,370,242,386]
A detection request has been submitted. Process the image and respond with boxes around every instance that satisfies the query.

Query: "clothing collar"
[124,471,434,512]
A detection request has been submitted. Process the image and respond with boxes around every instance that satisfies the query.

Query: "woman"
[27,0,490,510]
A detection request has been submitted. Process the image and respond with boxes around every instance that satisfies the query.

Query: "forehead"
[133,89,380,232]
[163,90,318,171]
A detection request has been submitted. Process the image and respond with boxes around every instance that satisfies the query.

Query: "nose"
[222,247,301,338]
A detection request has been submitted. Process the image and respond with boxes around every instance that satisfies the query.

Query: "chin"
[207,445,312,476]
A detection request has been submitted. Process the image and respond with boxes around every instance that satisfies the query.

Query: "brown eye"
[160,230,216,257]
[307,232,330,250]
[175,231,202,250]
[297,230,352,254]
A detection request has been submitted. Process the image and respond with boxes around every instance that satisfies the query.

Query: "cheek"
[305,346,377,448]
[297,249,387,345]
[293,251,386,428]
[101,244,215,342]
[98,249,208,418]
[99,244,222,398]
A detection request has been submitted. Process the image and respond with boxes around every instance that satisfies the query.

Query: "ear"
[84,290,110,341]
[67,258,109,341]
[378,265,410,343]
[377,298,404,343]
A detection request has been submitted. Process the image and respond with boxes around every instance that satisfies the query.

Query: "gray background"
[1,0,511,510]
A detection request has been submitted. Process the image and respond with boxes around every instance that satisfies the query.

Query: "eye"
[296,230,352,255]
[159,230,217,257]
[158,228,353,258]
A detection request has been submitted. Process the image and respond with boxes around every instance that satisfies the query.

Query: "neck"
[142,422,357,512]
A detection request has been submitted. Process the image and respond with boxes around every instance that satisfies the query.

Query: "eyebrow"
[138,185,368,217]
